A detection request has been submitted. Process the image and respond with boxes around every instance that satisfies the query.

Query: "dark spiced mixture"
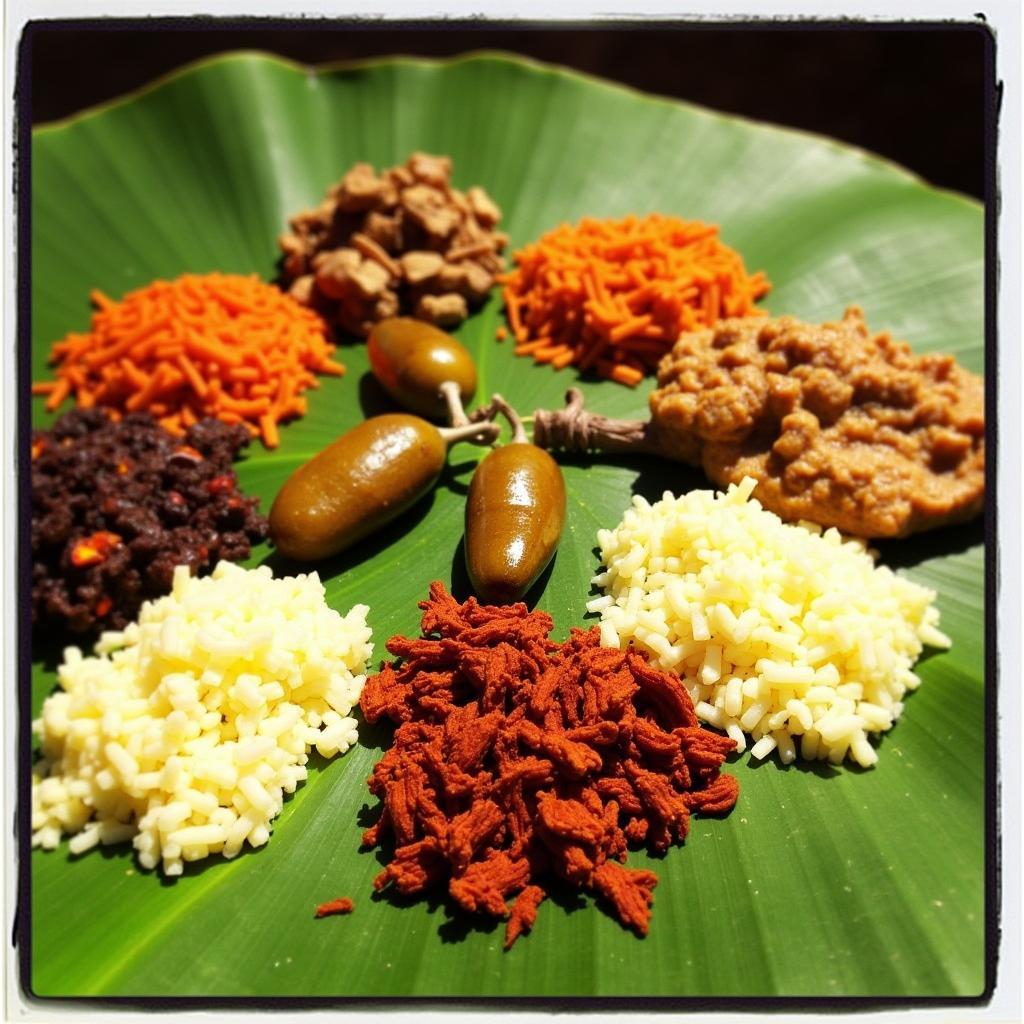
[31,408,268,637]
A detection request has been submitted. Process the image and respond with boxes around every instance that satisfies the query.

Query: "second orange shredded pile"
[500,214,770,386]
[32,273,344,448]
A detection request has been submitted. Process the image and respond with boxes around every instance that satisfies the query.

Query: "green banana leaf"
[27,52,987,1000]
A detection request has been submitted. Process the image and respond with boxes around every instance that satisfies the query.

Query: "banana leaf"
[26,52,988,999]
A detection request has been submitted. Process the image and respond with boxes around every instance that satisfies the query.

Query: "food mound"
[359,582,739,949]
[32,562,373,876]
[649,307,984,537]
[31,408,267,637]
[33,272,343,448]
[591,477,950,767]
[279,152,507,335]
[501,213,770,385]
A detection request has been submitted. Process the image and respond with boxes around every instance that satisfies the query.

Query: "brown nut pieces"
[280,153,507,336]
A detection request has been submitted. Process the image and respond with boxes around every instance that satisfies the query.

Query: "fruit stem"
[532,388,665,456]
[437,419,501,448]
[439,380,471,427]
[490,393,529,444]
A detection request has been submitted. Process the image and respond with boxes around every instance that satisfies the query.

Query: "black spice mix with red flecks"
[31,408,268,638]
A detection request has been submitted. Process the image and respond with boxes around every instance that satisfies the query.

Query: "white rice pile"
[589,477,950,767]
[32,561,373,875]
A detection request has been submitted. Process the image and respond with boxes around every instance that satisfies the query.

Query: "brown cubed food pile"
[279,153,507,336]
[31,408,268,638]
[359,582,739,949]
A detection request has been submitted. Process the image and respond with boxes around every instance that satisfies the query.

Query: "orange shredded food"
[34,273,344,448]
[499,214,770,385]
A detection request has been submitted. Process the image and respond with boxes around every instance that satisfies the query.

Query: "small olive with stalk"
[367,317,477,421]
[452,385,567,604]
[271,317,495,562]
[269,412,499,562]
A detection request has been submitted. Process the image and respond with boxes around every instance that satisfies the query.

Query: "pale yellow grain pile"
[32,561,372,874]
[590,478,950,767]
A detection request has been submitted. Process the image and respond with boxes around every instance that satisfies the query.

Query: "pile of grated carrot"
[32,273,344,448]
[499,213,770,386]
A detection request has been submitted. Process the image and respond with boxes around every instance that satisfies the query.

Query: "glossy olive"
[367,317,477,420]
[465,444,567,603]
[269,414,447,562]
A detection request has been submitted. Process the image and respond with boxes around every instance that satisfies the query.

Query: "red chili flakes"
[358,582,740,950]
[206,474,235,495]
[69,531,122,568]
[315,897,354,918]
[170,445,205,464]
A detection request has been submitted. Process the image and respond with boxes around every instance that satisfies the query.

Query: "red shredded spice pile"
[359,582,740,949]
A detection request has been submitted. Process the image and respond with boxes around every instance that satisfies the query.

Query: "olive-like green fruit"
[368,317,477,420]
[269,414,447,562]
[465,444,567,603]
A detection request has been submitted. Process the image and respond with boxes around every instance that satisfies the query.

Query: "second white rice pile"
[590,477,950,767]
[32,561,373,875]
